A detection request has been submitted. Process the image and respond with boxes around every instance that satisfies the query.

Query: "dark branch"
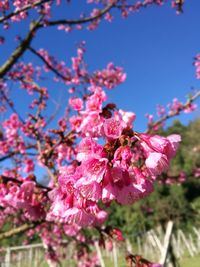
[0,3,115,79]
[0,152,36,163]
[0,0,50,23]
[0,221,43,241]
[0,144,36,163]
[0,175,51,191]
[0,88,25,122]
[28,46,70,81]
[0,19,41,78]
[39,3,115,28]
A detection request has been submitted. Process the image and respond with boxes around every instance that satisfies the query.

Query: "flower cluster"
[0,179,46,221]
[47,80,181,228]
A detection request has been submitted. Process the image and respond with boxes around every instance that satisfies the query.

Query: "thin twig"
[0,221,44,241]
[0,0,50,23]
[0,175,51,191]
[0,88,25,122]
[28,46,70,81]
[147,90,200,132]
[38,3,115,28]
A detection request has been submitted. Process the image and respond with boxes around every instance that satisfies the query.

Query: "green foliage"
[180,255,200,267]
[165,119,200,173]
[0,221,25,247]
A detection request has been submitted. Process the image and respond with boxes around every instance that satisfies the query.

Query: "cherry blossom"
[0,1,199,266]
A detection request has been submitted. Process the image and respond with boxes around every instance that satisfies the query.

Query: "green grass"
[3,255,200,267]
[2,249,200,266]
[104,255,200,267]
[179,255,200,267]
[103,253,200,267]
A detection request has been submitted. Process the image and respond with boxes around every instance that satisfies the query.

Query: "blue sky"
[1,0,200,132]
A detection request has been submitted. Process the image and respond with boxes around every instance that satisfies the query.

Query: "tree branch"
[0,221,43,241]
[0,144,36,163]
[147,90,200,132]
[0,0,50,23]
[0,175,51,191]
[0,152,36,163]
[0,3,115,79]
[0,19,41,78]
[0,88,25,122]
[39,2,115,28]
[28,46,70,81]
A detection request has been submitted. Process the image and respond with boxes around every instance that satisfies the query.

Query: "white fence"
[134,226,200,261]
[0,241,74,267]
[0,243,46,267]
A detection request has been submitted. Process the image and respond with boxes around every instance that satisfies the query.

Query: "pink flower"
[76,137,103,162]
[86,94,102,112]
[178,171,186,183]
[114,145,132,168]
[140,134,169,154]
[63,224,81,236]
[115,184,142,205]
[166,134,181,159]
[119,109,136,127]
[69,97,83,111]
[140,133,181,160]
[75,177,102,201]
[48,184,107,227]
[145,152,169,176]
[93,63,126,89]
[102,167,127,203]
[184,103,197,113]
[169,98,183,113]
[103,118,123,139]
[79,111,104,137]
[69,115,82,131]
[156,104,166,117]
[94,210,108,225]
[194,168,200,178]
[24,159,34,173]
[112,228,124,241]
[102,167,149,205]
[80,157,108,183]
[146,113,154,125]
[194,55,200,79]
[88,86,107,102]
[62,207,95,226]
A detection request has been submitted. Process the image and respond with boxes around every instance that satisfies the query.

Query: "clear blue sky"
[1,0,200,131]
